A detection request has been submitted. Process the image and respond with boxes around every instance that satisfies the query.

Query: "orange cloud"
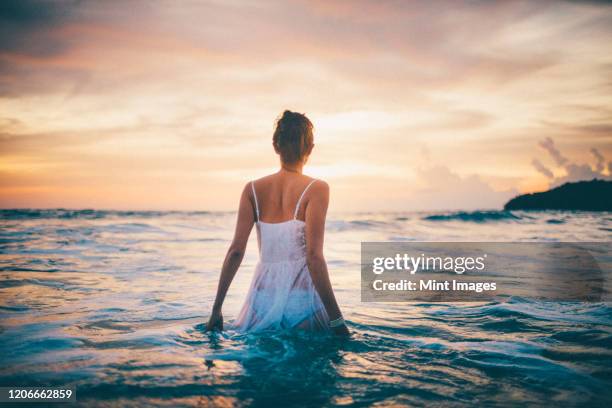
[1,0,611,210]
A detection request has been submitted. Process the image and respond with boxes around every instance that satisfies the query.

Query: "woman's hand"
[332,324,350,336]
[206,309,223,331]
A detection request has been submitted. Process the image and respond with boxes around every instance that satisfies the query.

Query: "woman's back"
[251,173,318,264]
[251,172,317,223]
[235,172,328,331]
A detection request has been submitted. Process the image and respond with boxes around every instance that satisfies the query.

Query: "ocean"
[0,209,610,407]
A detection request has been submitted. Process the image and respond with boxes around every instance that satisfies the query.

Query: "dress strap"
[251,181,260,221]
[294,179,317,219]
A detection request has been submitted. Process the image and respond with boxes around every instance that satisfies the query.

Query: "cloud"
[535,138,611,187]
[413,165,517,210]
[1,1,612,210]
[541,122,612,140]
[538,137,568,166]
[0,0,79,57]
[553,162,610,186]
[531,158,554,179]
[591,147,605,172]
[0,0,602,98]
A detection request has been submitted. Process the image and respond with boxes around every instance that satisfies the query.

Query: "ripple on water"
[0,210,611,406]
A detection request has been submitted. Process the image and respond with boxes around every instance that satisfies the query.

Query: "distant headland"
[504,179,612,211]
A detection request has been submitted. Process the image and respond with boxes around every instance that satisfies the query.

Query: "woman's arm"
[206,183,255,331]
[304,181,349,335]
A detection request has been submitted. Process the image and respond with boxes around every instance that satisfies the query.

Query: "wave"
[423,210,523,223]
[326,219,392,232]
[0,209,212,220]
[546,218,566,224]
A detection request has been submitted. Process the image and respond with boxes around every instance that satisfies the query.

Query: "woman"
[206,110,349,335]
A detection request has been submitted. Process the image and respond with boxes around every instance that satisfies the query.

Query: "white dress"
[233,180,330,332]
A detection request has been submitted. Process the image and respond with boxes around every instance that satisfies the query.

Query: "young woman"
[206,110,349,335]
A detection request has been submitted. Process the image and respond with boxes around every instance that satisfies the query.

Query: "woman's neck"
[280,162,303,174]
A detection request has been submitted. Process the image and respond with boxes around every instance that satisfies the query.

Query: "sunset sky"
[1,0,611,211]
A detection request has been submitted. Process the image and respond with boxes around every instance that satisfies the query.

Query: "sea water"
[0,209,610,407]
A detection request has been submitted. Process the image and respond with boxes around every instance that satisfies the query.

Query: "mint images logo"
[361,242,608,302]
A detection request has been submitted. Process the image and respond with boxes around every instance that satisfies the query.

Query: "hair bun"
[281,110,296,123]
[273,110,314,163]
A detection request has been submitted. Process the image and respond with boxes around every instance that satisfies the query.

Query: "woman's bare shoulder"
[250,173,278,186]
[310,178,329,197]
[312,178,329,190]
[310,176,328,187]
